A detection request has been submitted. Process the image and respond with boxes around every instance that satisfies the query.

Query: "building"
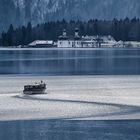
[57,28,81,48]
[28,29,116,48]
[57,29,116,48]
[81,35,116,48]
[81,36,99,48]
[28,40,54,48]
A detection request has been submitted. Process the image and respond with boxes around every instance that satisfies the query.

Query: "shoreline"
[0,47,140,51]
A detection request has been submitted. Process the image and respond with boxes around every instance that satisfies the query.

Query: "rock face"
[0,0,140,31]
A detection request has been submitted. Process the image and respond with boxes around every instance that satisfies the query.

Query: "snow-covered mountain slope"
[0,0,140,31]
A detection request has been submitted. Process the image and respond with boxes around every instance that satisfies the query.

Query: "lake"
[0,48,140,75]
[0,47,140,140]
[0,120,140,140]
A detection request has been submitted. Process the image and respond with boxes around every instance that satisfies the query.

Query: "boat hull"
[23,89,46,95]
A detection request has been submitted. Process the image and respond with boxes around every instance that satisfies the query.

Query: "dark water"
[0,120,140,140]
[1,48,140,75]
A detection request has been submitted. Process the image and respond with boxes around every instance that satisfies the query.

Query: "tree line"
[0,18,140,46]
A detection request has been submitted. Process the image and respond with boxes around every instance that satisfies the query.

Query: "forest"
[0,18,140,46]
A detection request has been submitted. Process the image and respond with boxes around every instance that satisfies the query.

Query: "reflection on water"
[0,48,140,75]
[0,120,140,140]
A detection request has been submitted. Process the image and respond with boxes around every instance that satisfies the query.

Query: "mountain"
[0,0,140,32]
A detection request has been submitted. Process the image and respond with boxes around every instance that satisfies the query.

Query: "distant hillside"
[0,0,140,32]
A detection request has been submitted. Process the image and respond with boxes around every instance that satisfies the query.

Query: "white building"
[81,35,116,48]
[57,29,116,48]
[57,28,81,48]
[28,40,54,47]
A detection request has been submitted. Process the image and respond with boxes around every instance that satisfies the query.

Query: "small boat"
[23,81,46,95]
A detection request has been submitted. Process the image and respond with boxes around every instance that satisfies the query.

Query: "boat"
[23,81,46,95]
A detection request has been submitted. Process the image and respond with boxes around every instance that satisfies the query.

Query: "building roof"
[29,40,53,46]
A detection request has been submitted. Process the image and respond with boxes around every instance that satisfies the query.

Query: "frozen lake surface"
[0,75,140,140]
[0,75,140,139]
[0,75,140,121]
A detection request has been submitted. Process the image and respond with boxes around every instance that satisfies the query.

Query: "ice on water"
[0,75,140,121]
